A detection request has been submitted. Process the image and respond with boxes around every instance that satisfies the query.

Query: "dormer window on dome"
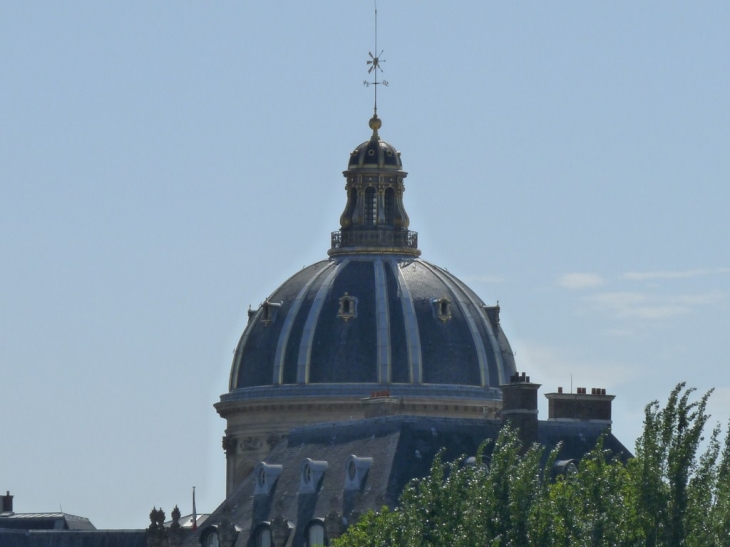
[338,293,357,321]
[431,296,452,322]
[259,300,282,326]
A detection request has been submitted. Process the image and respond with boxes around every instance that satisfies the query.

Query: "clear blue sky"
[1,1,728,530]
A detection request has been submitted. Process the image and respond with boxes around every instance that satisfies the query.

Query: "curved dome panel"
[229,256,516,392]
[348,138,402,170]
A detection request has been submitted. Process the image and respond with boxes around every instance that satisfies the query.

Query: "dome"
[228,256,516,397]
[348,138,402,170]
[216,115,518,493]
[347,114,402,171]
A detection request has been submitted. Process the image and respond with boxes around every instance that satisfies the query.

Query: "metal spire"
[363,1,388,137]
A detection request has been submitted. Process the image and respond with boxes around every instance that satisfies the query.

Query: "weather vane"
[363,1,388,117]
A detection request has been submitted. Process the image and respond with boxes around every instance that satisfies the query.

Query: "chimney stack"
[500,372,541,447]
[361,391,400,418]
[545,387,615,423]
[2,491,13,513]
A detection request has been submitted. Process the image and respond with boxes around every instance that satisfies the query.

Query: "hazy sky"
[1,1,729,530]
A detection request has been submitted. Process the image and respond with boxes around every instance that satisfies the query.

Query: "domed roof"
[347,115,402,170]
[223,115,517,406]
[228,256,516,401]
[348,138,402,170]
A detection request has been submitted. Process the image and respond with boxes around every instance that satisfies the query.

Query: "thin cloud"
[558,273,604,290]
[587,291,727,320]
[622,267,730,281]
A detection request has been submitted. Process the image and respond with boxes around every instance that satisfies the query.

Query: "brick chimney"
[2,491,13,513]
[500,372,541,447]
[545,387,615,423]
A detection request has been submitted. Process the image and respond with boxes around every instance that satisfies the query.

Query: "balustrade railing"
[331,230,418,250]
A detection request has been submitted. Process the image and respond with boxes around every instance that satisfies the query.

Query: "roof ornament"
[363,0,387,140]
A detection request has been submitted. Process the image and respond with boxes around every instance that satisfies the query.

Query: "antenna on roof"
[363,0,388,118]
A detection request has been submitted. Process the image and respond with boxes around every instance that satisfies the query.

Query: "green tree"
[333,384,729,547]
[332,427,552,547]
[545,438,634,547]
[626,384,718,547]
[708,424,730,545]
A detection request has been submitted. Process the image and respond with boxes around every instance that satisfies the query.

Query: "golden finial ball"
[369,115,382,131]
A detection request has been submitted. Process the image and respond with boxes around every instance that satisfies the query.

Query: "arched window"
[384,187,395,225]
[204,531,220,547]
[364,187,376,225]
[255,527,272,547]
[338,293,357,321]
[346,187,357,219]
[307,522,326,546]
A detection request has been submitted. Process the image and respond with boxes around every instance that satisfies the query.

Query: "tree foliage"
[332,384,730,547]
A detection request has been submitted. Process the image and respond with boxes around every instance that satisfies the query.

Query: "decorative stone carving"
[241,436,263,451]
[168,506,183,547]
[222,435,236,457]
[146,507,166,547]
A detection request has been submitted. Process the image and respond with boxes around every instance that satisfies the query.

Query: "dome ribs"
[297,261,346,384]
[232,262,330,389]
[272,261,336,386]
[402,261,482,387]
[385,260,410,383]
[373,259,392,383]
[444,273,511,387]
[391,260,423,384]
[309,260,378,384]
